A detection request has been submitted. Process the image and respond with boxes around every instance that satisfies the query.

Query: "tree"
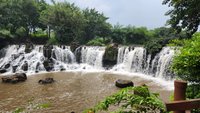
[163,0,200,36]
[82,8,112,44]
[0,0,41,36]
[40,2,86,44]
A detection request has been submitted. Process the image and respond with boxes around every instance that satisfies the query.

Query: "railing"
[165,80,200,113]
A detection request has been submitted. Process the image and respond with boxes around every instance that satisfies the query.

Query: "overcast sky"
[46,0,170,29]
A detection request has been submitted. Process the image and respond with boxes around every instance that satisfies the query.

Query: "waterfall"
[0,45,176,80]
[80,46,105,69]
[114,46,176,79]
[114,47,146,73]
[153,47,175,79]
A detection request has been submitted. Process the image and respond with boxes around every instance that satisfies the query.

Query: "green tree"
[82,8,111,44]
[0,0,41,36]
[40,2,86,44]
[163,0,200,36]
[111,24,126,44]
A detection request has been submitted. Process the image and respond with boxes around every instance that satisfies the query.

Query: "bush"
[171,33,200,113]
[84,86,167,113]
[87,37,110,46]
[30,33,49,44]
[171,33,200,83]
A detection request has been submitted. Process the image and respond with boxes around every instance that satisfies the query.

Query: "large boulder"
[38,78,55,84]
[115,79,134,88]
[2,73,27,84]
[103,43,118,68]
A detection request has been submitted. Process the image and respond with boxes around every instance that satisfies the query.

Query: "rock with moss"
[103,43,118,68]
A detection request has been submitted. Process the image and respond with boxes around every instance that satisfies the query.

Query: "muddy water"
[0,71,173,113]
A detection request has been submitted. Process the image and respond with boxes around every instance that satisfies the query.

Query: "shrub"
[84,86,167,113]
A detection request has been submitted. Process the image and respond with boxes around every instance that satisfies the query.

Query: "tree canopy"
[163,0,200,36]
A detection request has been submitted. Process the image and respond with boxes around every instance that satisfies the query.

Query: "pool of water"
[0,71,173,113]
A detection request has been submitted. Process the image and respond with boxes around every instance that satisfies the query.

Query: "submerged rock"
[115,79,134,88]
[38,78,55,84]
[2,73,27,84]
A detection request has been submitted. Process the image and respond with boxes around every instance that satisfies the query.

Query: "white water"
[0,45,176,81]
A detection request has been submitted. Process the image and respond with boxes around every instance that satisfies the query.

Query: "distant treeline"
[0,0,188,51]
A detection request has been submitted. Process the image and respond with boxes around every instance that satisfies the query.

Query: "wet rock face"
[0,69,7,73]
[2,73,27,84]
[21,61,28,71]
[43,58,54,71]
[43,45,53,59]
[38,78,55,84]
[115,79,134,88]
[103,43,118,68]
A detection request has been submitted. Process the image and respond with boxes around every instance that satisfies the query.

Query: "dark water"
[0,71,172,113]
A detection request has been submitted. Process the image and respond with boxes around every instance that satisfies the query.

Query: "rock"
[14,73,27,81]
[115,79,134,88]
[103,43,118,68]
[60,68,66,71]
[0,69,7,73]
[21,61,28,71]
[12,65,18,73]
[38,78,55,84]
[43,45,53,59]
[43,58,54,71]
[4,63,11,69]
[2,73,27,83]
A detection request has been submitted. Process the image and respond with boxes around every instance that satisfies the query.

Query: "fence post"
[174,80,188,113]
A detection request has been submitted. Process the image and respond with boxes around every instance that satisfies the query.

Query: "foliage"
[163,0,200,36]
[82,8,112,44]
[171,33,200,113]
[171,33,200,83]
[13,107,24,113]
[84,86,167,113]
[87,37,110,46]
[40,2,86,44]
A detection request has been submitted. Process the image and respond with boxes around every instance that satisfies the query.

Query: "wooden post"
[174,80,187,113]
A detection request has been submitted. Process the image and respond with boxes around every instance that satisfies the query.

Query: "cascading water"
[0,45,176,80]
[80,46,105,69]
[153,47,176,79]
[113,46,146,73]
[114,46,176,79]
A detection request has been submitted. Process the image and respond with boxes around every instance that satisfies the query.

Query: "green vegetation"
[163,0,200,36]
[84,86,167,113]
[0,0,189,51]
[170,33,200,112]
